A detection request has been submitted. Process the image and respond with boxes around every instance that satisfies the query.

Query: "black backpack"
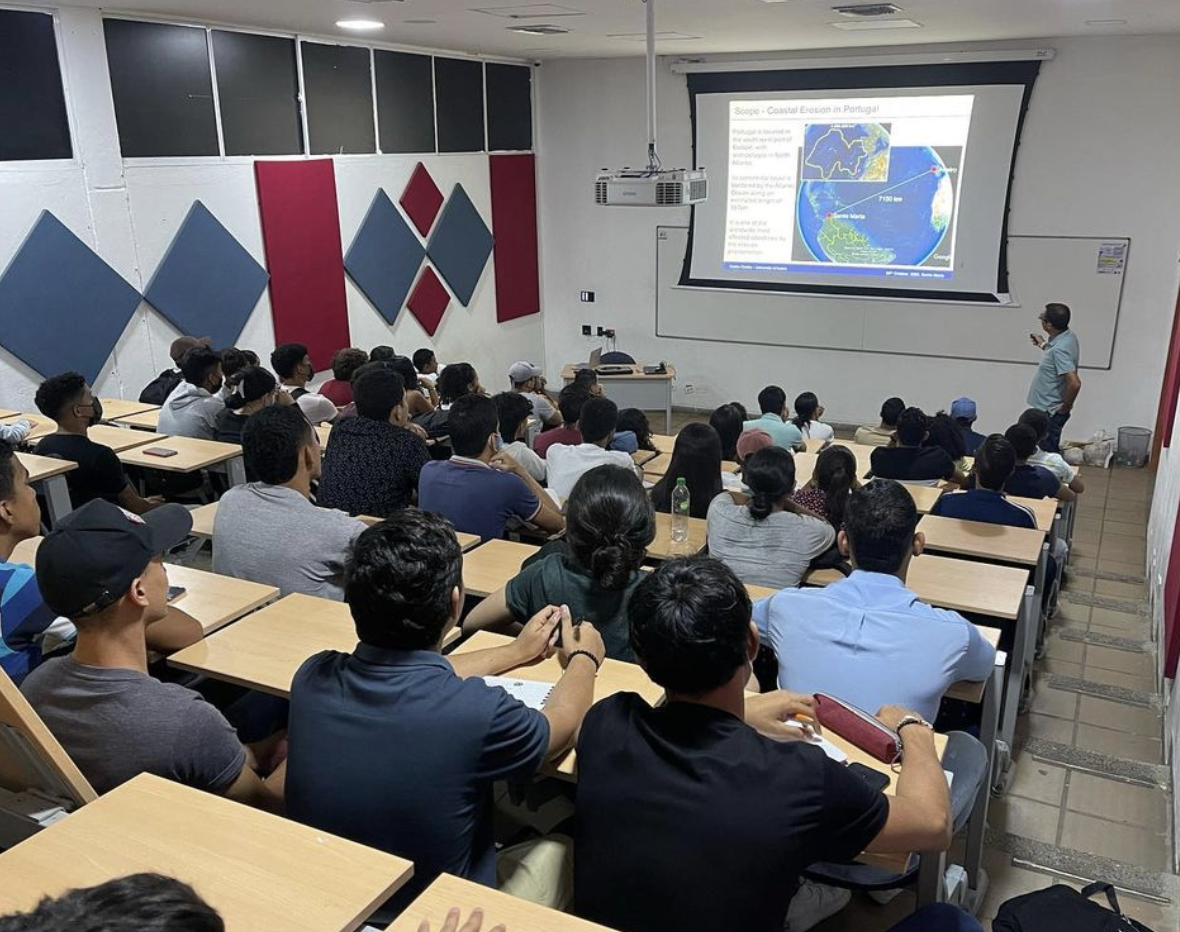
[139,369,182,405]
[994,882,1157,932]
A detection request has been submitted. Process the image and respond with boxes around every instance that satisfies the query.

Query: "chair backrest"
[0,667,96,808]
[600,351,636,365]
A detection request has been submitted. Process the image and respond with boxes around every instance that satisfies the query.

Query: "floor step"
[1057,625,1153,653]
[1020,737,1169,789]
[1069,567,1146,585]
[1059,591,1147,615]
[1046,674,1161,709]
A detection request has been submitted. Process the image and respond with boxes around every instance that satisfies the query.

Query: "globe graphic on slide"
[797,130,953,268]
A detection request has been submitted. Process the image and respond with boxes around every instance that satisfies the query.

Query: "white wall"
[536,36,1180,440]
[0,5,546,412]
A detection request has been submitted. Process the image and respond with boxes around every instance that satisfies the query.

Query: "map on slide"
[795,122,959,270]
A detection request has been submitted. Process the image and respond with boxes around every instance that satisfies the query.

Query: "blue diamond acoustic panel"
[344,189,426,324]
[427,185,494,307]
[0,212,142,383]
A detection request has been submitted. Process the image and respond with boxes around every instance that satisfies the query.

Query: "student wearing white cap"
[509,361,562,428]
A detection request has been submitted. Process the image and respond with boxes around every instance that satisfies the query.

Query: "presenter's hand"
[418,907,505,932]
[1029,333,1046,348]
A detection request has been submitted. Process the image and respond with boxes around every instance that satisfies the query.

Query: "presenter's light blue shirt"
[1027,329,1080,413]
[752,570,997,722]
[742,413,805,452]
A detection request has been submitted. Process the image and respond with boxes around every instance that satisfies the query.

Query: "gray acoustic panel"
[434,57,485,153]
[301,41,375,155]
[0,10,71,161]
[375,50,436,154]
[212,31,303,156]
[486,63,532,152]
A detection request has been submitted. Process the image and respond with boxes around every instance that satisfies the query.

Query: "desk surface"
[118,435,242,473]
[649,433,676,454]
[918,514,1044,567]
[641,453,738,478]
[112,407,162,429]
[461,539,538,597]
[17,452,78,482]
[0,773,412,932]
[647,511,707,561]
[98,398,159,421]
[165,563,280,635]
[0,407,16,419]
[630,449,659,467]
[560,364,676,381]
[84,424,165,453]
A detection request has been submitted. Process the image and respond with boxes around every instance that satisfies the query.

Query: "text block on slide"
[255,160,350,368]
[489,154,540,323]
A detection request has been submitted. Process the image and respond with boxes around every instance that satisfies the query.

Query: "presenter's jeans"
[1044,410,1070,453]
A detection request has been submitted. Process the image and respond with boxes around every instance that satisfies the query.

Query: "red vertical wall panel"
[489,154,540,323]
[255,160,351,368]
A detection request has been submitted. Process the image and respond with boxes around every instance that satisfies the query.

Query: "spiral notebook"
[483,676,553,710]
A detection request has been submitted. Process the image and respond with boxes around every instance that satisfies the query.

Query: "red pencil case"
[814,694,901,764]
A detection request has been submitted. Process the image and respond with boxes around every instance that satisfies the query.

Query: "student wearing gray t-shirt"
[21,499,284,810]
[214,405,364,600]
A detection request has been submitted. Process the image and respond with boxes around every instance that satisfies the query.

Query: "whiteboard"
[656,228,1126,369]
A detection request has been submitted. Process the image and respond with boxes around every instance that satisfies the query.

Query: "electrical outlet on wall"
[581,325,592,336]
[684,384,694,394]
[580,291,595,303]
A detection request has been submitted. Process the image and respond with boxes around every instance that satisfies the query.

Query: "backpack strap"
[1080,881,1122,915]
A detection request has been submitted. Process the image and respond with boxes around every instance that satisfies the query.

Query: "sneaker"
[785,879,851,931]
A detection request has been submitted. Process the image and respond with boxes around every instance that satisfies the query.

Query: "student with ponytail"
[791,391,834,442]
[792,444,860,529]
[214,366,287,448]
[706,446,835,589]
[463,464,655,660]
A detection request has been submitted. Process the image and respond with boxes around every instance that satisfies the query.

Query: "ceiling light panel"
[472,4,585,18]
[829,18,922,30]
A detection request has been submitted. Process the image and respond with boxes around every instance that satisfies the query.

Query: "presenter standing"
[1027,303,1081,453]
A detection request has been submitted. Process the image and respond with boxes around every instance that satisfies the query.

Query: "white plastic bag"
[1081,431,1115,468]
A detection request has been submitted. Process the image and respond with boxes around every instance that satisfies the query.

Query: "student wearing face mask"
[34,372,164,514]
[157,346,226,440]
[271,343,338,427]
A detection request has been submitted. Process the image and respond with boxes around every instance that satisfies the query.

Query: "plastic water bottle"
[671,477,690,543]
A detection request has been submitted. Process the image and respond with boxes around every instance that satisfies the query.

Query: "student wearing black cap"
[21,500,285,810]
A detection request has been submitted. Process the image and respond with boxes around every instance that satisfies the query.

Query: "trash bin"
[1116,426,1151,468]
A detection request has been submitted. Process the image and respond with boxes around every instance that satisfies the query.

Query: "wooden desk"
[1,414,55,441]
[317,423,332,450]
[461,539,539,597]
[561,364,676,435]
[165,563,280,635]
[98,398,159,421]
[118,435,246,485]
[647,511,707,560]
[0,773,413,932]
[17,452,76,524]
[649,432,676,454]
[1010,495,1057,533]
[0,407,16,419]
[918,514,1044,567]
[641,453,738,478]
[631,448,659,467]
[905,484,945,514]
[83,424,163,453]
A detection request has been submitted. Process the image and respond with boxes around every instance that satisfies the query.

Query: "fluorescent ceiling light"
[829,18,922,30]
[1085,19,1127,26]
[607,30,702,40]
[336,19,385,30]
[507,23,570,34]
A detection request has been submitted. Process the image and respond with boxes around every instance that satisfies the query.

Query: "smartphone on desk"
[144,447,179,458]
[848,762,891,793]
[166,585,186,603]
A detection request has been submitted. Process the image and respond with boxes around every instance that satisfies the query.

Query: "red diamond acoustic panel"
[489,154,540,323]
[407,266,450,336]
[400,162,445,237]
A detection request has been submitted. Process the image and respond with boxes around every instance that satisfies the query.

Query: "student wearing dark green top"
[464,464,655,661]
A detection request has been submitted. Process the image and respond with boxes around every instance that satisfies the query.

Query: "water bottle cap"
[675,476,686,485]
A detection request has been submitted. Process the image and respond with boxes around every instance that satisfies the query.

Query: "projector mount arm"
[644,0,661,173]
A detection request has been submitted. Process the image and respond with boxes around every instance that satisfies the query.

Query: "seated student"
[743,386,805,452]
[753,480,996,722]
[35,373,162,514]
[931,434,1037,529]
[465,465,655,660]
[419,395,564,541]
[415,361,482,440]
[533,384,589,458]
[792,391,835,442]
[370,344,397,363]
[618,407,657,453]
[286,510,606,910]
[0,413,45,448]
[1003,423,1076,502]
[493,392,546,482]
[214,406,364,600]
[925,411,971,475]
[317,367,431,517]
[706,446,834,589]
[855,395,905,448]
[390,355,438,416]
[0,446,75,683]
[139,335,208,405]
[218,347,250,402]
[270,343,337,426]
[413,347,438,385]
[214,366,285,449]
[648,423,722,519]
[575,555,954,932]
[1018,408,1085,493]
[546,398,639,501]
[708,402,747,461]
[157,345,225,440]
[951,397,987,455]
[572,367,604,397]
[22,500,283,807]
[792,443,859,529]
[318,348,368,407]
[870,407,968,486]
[569,371,637,458]
[508,361,561,428]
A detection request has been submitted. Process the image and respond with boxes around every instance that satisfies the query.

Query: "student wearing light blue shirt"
[742,385,806,452]
[1027,302,1081,453]
[752,480,995,722]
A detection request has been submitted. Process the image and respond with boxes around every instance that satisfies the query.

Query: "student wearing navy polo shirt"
[286,510,606,912]
[1003,424,1075,503]
[931,435,1038,529]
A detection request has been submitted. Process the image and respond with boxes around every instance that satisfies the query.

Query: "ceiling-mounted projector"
[595,0,708,207]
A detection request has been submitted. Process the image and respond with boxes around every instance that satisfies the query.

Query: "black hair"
[708,402,746,461]
[494,391,533,443]
[220,348,249,384]
[353,367,405,422]
[0,873,224,932]
[1043,302,1071,331]
[34,371,87,420]
[628,556,752,695]
[369,345,397,363]
[743,446,796,521]
[436,362,477,404]
[924,411,966,461]
[557,384,592,425]
[0,444,15,500]
[572,368,598,389]
[843,480,918,575]
[814,444,857,529]
[757,385,786,417]
[178,346,221,387]
[617,408,656,452]
[242,404,314,485]
[579,397,618,444]
[269,343,309,379]
[448,394,499,457]
[566,465,656,590]
[388,356,422,394]
[242,349,259,367]
[649,423,722,519]
[792,391,820,431]
[880,396,905,427]
[412,348,435,371]
[975,434,1017,491]
[1018,408,1050,443]
[331,347,369,381]
[1004,423,1040,460]
[895,407,929,446]
[345,509,463,651]
[224,366,276,411]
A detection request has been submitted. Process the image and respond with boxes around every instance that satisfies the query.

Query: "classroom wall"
[535,35,1180,441]
[0,5,546,411]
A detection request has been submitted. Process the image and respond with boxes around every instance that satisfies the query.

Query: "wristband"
[567,649,601,672]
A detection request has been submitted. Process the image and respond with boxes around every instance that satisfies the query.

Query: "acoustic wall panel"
[212,31,303,156]
[255,160,351,369]
[427,185,493,307]
[400,163,444,238]
[407,267,450,337]
[0,10,72,161]
[489,154,540,322]
[486,63,533,152]
[301,42,376,155]
[375,50,436,154]
[344,190,426,325]
[434,58,485,153]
